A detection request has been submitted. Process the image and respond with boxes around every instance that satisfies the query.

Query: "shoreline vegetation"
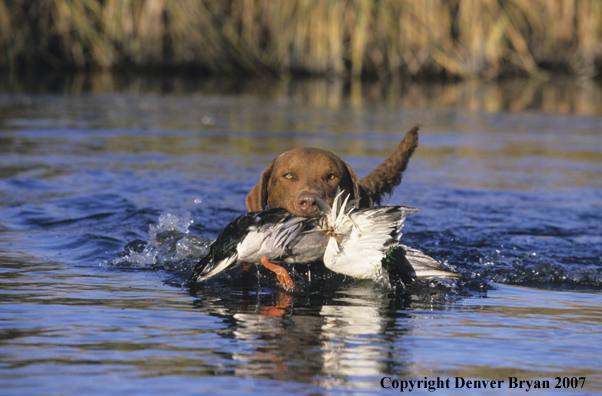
[1,0,601,80]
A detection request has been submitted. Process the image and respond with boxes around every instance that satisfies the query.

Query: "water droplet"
[201,116,215,125]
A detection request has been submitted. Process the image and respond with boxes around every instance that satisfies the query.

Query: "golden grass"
[1,0,601,79]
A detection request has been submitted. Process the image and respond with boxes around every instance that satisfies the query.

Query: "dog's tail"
[359,124,419,205]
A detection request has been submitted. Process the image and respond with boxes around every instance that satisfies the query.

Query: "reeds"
[1,0,601,79]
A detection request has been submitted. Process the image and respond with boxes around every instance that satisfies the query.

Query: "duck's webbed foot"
[260,256,295,291]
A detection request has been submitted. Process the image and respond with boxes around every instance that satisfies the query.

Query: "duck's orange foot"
[260,256,295,291]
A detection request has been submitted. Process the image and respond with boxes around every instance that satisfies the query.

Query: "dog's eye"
[327,174,336,181]
[284,173,293,180]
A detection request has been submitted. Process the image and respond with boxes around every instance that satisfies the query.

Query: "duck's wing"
[400,245,459,278]
[256,209,306,249]
[188,246,239,285]
[350,207,458,279]
[323,205,418,279]
[345,205,418,254]
[348,205,418,237]
[256,209,324,260]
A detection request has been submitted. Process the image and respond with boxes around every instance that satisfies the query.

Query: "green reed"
[1,0,601,79]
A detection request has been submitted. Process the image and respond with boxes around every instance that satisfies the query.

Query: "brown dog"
[246,125,420,217]
[242,125,419,290]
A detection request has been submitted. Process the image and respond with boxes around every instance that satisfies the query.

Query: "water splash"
[112,212,211,270]
[413,228,602,290]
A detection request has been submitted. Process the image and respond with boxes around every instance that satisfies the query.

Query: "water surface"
[1,76,601,395]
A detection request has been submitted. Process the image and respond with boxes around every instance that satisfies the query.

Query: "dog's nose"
[297,193,321,216]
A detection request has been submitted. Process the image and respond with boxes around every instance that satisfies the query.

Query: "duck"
[189,191,456,290]
[314,192,417,286]
[188,207,331,290]
[314,192,458,287]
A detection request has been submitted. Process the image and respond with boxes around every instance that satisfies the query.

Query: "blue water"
[1,76,602,395]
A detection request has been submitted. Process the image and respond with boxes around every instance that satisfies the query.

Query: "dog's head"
[246,148,372,217]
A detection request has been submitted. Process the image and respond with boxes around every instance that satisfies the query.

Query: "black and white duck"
[315,192,416,285]
[313,192,457,286]
[189,191,456,290]
[188,207,330,290]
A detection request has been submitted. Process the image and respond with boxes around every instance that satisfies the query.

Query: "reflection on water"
[3,72,602,115]
[190,278,465,389]
[203,285,403,388]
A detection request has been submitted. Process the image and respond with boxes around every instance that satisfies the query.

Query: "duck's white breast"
[236,230,268,263]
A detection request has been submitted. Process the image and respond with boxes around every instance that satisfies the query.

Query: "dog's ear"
[343,160,373,208]
[246,158,276,212]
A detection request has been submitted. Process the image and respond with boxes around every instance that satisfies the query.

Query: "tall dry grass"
[1,0,601,79]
